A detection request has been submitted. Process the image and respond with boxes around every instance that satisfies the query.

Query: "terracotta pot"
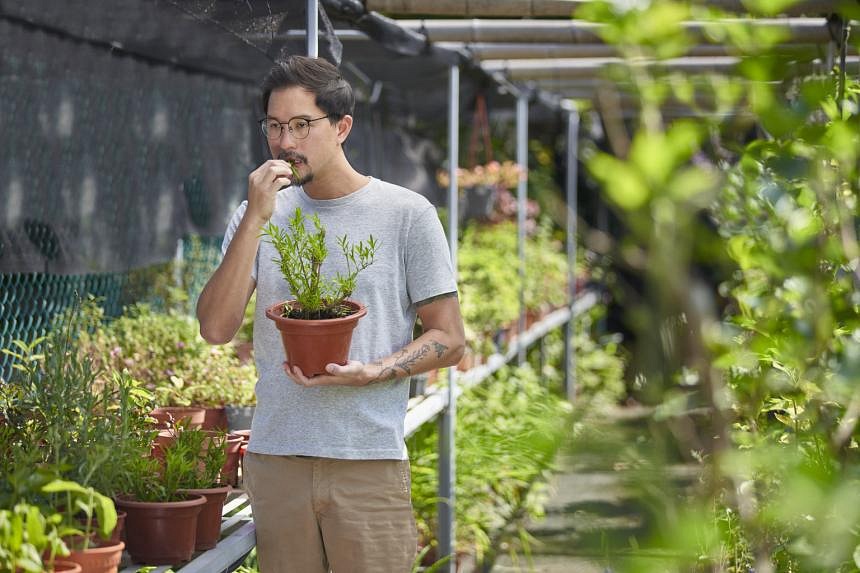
[265,299,367,376]
[150,429,177,461]
[46,561,82,573]
[221,434,244,486]
[66,539,125,573]
[201,406,228,430]
[178,484,231,550]
[115,494,206,565]
[150,406,206,429]
[233,340,254,364]
[75,510,127,544]
[232,429,251,446]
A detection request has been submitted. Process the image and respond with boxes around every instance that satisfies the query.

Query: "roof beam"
[482,56,744,79]
[435,41,838,59]
[395,18,834,44]
[482,54,860,80]
[365,0,839,18]
[365,0,581,17]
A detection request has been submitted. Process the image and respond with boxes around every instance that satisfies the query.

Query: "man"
[197,55,465,572]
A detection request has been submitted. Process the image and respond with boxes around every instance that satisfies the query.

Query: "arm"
[286,292,466,386]
[196,217,258,344]
[197,159,295,344]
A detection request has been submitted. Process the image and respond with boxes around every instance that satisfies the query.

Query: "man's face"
[266,86,338,186]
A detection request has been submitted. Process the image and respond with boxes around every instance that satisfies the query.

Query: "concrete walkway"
[486,406,700,573]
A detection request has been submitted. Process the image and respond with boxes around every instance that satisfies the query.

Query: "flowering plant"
[436,160,522,191]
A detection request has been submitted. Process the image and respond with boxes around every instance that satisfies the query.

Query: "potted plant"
[0,502,80,573]
[436,160,522,223]
[77,298,255,430]
[172,428,232,550]
[261,206,379,376]
[114,448,206,565]
[41,480,125,573]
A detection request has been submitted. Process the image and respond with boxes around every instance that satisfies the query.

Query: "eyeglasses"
[259,115,331,140]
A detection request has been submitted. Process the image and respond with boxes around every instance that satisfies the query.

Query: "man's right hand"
[246,159,295,226]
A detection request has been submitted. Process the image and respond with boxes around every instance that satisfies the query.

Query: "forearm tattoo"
[367,340,449,384]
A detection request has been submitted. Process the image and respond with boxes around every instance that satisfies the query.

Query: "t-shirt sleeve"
[220,200,259,282]
[405,205,458,305]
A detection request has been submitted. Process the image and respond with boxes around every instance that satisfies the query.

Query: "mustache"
[277,151,307,164]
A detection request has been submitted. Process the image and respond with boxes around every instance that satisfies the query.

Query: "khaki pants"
[243,452,418,573]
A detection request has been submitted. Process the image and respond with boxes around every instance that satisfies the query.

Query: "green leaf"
[588,154,650,210]
[41,479,90,496]
[25,506,45,548]
[742,0,803,17]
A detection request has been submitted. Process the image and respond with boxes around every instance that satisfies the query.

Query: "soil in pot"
[265,299,367,376]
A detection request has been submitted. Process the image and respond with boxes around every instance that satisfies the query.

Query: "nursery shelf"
[404,290,598,438]
[118,491,255,573]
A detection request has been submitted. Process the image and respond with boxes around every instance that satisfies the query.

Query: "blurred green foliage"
[573,0,860,570]
[76,298,256,407]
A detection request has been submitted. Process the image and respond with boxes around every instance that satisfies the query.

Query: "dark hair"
[260,56,355,122]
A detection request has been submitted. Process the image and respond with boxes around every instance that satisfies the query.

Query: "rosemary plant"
[261,207,379,319]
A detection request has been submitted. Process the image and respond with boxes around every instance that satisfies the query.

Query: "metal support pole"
[516,93,528,365]
[307,0,319,57]
[563,106,580,403]
[437,63,459,573]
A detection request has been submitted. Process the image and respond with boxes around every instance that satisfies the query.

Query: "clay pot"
[47,561,82,572]
[65,540,125,573]
[201,406,228,430]
[115,494,206,565]
[265,299,367,376]
[221,434,244,486]
[150,406,206,429]
[75,510,127,544]
[150,429,178,461]
[178,484,231,550]
[232,429,251,446]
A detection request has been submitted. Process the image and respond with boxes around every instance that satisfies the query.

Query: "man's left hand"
[284,360,371,387]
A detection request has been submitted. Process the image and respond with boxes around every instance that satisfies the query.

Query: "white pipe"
[396,17,834,44]
[435,41,837,60]
[307,0,319,57]
[367,0,835,17]
[516,93,528,365]
[366,0,582,17]
[437,62,460,573]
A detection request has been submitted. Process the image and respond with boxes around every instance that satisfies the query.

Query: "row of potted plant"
[457,217,580,359]
[0,309,245,572]
[73,297,257,431]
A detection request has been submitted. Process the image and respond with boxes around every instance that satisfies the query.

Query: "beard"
[278,151,314,187]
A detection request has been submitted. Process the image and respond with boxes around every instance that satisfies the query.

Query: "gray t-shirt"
[221,177,457,459]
